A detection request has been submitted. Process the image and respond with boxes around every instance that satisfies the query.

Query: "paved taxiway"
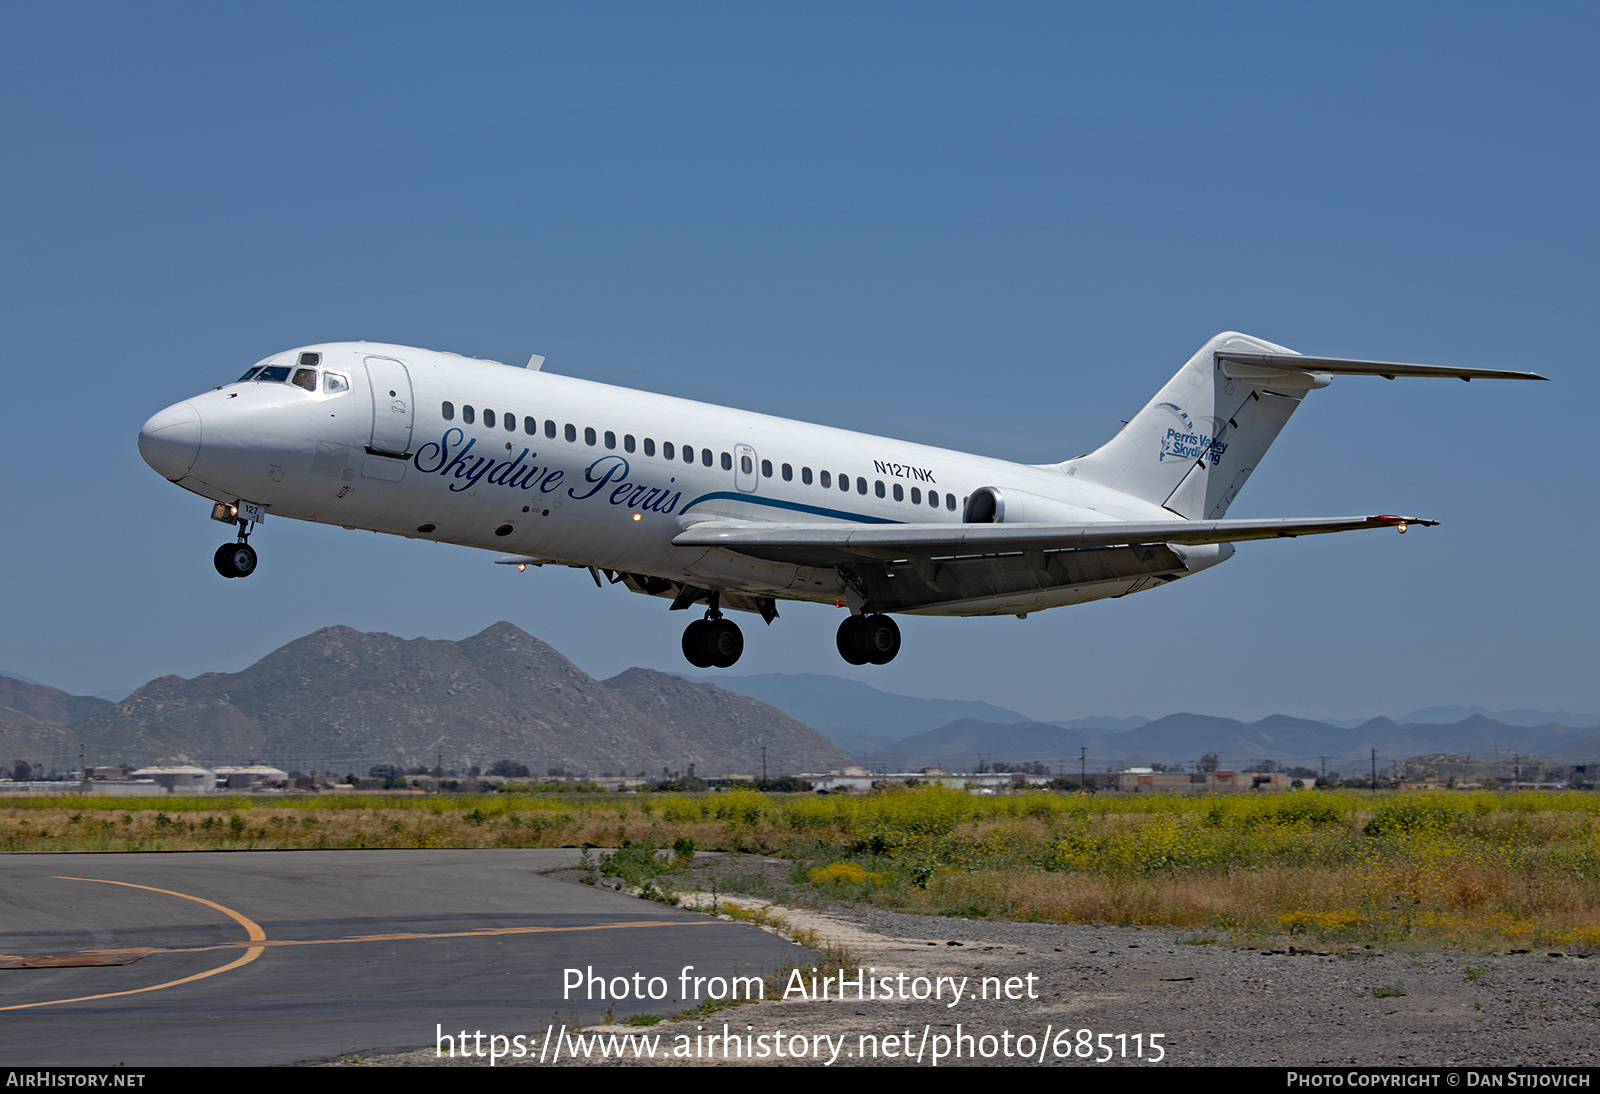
[0,849,811,1066]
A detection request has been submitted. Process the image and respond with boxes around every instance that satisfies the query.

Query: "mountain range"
[5,635,1597,779]
[0,624,849,778]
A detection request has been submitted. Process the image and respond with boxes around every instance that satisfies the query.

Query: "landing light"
[210,502,239,524]
[517,564,526,573]
[632,513,642,522]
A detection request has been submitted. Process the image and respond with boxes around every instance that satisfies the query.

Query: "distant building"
[212,765,289,790]
[128,765,215,793]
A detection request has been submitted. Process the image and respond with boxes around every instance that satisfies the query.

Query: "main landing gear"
[682,614,743,669]
[667,586,899,669]
[837,613,901,665]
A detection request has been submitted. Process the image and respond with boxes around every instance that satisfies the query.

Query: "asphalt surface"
[0,849,812,1066]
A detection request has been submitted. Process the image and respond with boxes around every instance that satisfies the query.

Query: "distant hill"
[683,672,1039,745]
[848,711,1600,774]
[0,669,48,688]
[55,623,850,777]
[0,675,113,728]
[1399,705,1600,728]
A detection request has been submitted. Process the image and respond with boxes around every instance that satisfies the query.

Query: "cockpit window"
[257,366,291,383]
[323,372,349,394]
[292,368,317,392]
[236,366,263,382]
[298,352,321,366]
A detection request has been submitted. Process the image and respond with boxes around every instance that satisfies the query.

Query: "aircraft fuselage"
[139,333,1540,667]
[140,341,1201,620]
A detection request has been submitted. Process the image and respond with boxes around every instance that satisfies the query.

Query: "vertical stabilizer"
[1055,332,1325,520]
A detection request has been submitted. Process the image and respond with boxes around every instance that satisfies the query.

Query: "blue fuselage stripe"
[678,491,906,524]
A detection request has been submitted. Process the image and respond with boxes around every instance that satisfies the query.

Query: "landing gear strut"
[680,592,743,668]
[837,613,900,665]
[214,518,258,579]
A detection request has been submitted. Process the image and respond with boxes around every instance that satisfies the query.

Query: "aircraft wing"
[674,513,1434,567]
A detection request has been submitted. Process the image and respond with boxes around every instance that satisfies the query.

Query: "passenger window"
[683,446,694,464]
[442,401,455,421]
[802,467,813,485]
[721,452,733,471]
[663,442,675,460]
[624,435,635,453]
[780,463,791,481]
[929,491,939,508]
[604,431,616,449]
[584,427,596,446]
[946,493,956,511]
[524,416,537,434]
[746,455,757,475]
[893,484,903,501]
[819,470,830,488]
[565,424,577,442]
[545,420,557,439]
[861,479,871,496]
[505,413,516,432]
[323,373,349,394]
[484,409,496,428]
[910,487,920,505]
[644,438,656,456]
[463,406,476,425]
[840,474,850,492]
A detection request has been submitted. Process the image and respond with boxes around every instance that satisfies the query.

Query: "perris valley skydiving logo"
[1155,402,1228,465]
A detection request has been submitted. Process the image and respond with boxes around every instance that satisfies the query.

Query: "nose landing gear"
[212,503,264,579]
[837,613,901,665]
[214,539,258,579]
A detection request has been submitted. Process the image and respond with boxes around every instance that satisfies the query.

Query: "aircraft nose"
[138,401,202,481]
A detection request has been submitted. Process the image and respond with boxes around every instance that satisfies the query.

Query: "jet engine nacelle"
[965,485,1083,524]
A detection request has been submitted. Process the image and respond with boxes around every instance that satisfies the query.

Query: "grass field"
[7,787,1599,950]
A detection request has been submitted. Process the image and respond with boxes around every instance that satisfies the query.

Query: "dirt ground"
[332,854,1600,1068]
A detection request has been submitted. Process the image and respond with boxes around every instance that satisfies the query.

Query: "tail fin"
[1055,332,1322,520]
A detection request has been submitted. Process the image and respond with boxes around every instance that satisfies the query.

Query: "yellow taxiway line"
[0,877,267,1012]
[0,876,719,1011]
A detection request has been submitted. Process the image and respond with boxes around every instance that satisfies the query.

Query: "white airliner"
[138,331,1544,669]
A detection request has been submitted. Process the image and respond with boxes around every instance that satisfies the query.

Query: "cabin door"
[364,356,415,457]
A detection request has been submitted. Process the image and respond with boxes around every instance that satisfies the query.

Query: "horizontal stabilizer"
[1216,351,1548,382]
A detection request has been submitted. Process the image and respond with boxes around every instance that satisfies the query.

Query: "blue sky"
[1,2,1593,722]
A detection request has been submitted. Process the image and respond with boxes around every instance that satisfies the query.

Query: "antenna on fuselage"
[525,354,545,371]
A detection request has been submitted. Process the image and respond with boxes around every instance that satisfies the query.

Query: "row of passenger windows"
[440,401,959,511]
